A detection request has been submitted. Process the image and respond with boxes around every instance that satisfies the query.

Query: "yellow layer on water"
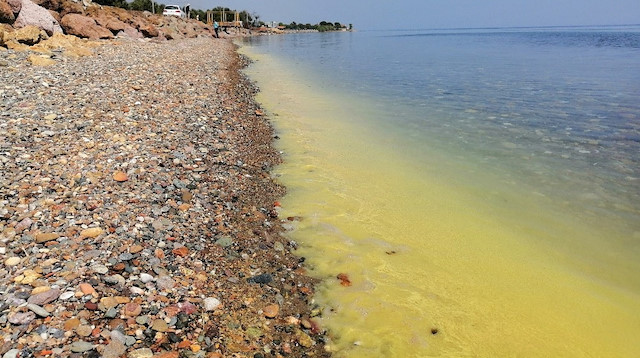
[241,48,640,357]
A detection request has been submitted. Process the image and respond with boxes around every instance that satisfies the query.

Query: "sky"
[180,0,640,30]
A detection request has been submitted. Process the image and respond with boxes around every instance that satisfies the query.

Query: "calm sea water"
[240,26,640,357]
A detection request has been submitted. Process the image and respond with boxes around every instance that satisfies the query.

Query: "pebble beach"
[0,37,329,358]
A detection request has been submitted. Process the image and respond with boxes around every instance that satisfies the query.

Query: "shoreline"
[0,37,330,357]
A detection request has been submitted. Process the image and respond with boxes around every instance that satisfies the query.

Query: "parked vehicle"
[163,5,184,17]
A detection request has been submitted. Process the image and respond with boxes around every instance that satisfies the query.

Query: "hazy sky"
[182,0,640,30]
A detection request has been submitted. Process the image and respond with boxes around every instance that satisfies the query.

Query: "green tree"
[129,0,153,12]
[93,0,129,9]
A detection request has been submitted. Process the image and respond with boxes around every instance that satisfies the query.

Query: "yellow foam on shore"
[241,47,640,357]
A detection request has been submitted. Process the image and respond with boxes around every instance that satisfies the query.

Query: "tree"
[129,0,153,12]
[93,0,129,9]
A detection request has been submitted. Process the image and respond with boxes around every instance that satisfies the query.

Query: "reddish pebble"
[84,302,98,310]
[337,273,352,287]
[124,302,142,317]
[113,171,128,182]
[172,247,188,257]
[263,304,279,318]
[177,340,192,349]
[78,283,97,295]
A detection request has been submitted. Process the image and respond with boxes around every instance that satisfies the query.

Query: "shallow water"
[239,27,640,357]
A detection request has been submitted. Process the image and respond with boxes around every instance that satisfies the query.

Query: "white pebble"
[203,297,221,311]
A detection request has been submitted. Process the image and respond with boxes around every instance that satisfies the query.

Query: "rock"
[69,340,94,353]
[8,311,35,325]
[0,0,14,23]
[35,232,59,243]
[91,12,127,33]
[6,0,20,14]
[178,301,197,314]
[80,227,103,238]
[76,324,92,336]
[13,0,63,36]
[2,349,19,358]
[26,303,50,317]
[139,273,153,283]
[113,171,128,182]
[156,275,175,290]
[203,297,221,311]
[248,273,272,284]
[91,263,108,274]
[27,53,56,66]
[215,236,233,247]
[296,329,315,348]
[102,339,126,358]
[60,13,113,40]
[123,302,141,317]
[64,317,80,330]
[128,348,153,358]
[78,282,97,295]
[4,256,20,266]
[263,304,279,318]
[100,296,119,309]
[151,319,168,332]
[59,291,74,300]
[172,246,188,256]
[28,288,60,304]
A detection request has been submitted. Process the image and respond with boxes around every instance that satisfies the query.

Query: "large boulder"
[0,23,14,45]
[91,11,127,34]
[115,24,142,39]
[0,0,15,23]
[60,13,112,39]
[13,0,63,35]
[13,24,47,44]
[6,0,20,14]
[130,17,158,37]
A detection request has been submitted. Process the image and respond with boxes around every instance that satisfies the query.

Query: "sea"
[238,25,640,357]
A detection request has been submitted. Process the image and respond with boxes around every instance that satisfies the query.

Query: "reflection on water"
[240,27,640,357]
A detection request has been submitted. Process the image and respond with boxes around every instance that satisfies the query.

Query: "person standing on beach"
[214,21,219,38]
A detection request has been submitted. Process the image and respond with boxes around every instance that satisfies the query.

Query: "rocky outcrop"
[60,12,112,39]
[91,11,127,34]
[6,0,21,13]
[0,0,15,23]
[2,2,216,48]
[12,23,46,44]
[13,0,62,35]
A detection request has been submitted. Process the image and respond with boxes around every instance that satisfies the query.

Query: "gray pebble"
[69,340,95,353]
[26,303,50,317]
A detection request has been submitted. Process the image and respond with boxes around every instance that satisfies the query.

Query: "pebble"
[69,340,94,353]
[151,319,169,332]
[4,257,21,266]
[80,227,103,238]
[139,273,154,283]
[0,36,327,358]
[203,297,221,311]
[129,348,153,358]
[28,288,61,305]
[156,275,176,290]
[59,291,75,300]
[103,340,126,358]
[8,311,35,325]
[2,349,19,358]
[26,303,50,317]
[263,304,279,318]
[76,324,93,337]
